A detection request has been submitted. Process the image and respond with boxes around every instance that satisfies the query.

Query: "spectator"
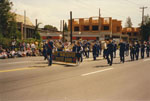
[0,45,3,54]
[11,40,16,50]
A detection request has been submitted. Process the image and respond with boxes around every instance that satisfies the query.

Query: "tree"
[34,23,41,40]
[44,25,58,32]
[144,14,150,25]
[0,0,20,39]
[64,22,68,32]
[125,16,133,28]
[140,15,150,41]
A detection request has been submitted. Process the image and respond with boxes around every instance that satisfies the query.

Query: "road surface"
[0,55,150,101]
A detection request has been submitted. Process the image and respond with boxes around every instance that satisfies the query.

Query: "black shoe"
[48,64,52,66]
[109,63,112,66]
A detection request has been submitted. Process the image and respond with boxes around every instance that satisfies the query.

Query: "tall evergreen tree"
[125,17,133,28]
[64,22,68,32]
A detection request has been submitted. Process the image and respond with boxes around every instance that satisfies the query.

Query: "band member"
[47,39,54,66]
[76,41,82,64]
[72,42,77,52]
[130,42,136,61]
[141,41,145,59]
[146,42,150,57]
[119,40,126,63]
[135,41,140,60]
[106,38,114,66]
[125,42,129,56]
[113,41,117,58]
[92,41,97,60]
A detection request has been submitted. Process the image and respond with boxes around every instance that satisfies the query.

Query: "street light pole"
[63,20,65,42]
[70,11,73,44]
[24,10,26,39]
[140,6,148,41]
[99,8,101,40]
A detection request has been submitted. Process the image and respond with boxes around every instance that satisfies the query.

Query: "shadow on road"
[94,65,110,68]
[36,62,48,64]
[29,65,48,68]
[53,62,78,67]
[113,62,121,64]
[85,58,103,62]
[126,60,132,62]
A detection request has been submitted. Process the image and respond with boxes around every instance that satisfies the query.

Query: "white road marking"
[81,68,114,76]
[7,61,32,64]
[144,58,150,62]
[0,61,43,65]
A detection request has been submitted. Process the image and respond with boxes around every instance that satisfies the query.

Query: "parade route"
[1,0,150,100]
[1,55,150,101]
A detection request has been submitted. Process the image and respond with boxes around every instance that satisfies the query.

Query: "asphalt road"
[0,54,150,101]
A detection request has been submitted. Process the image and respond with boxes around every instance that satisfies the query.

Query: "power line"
[125,0,141,6]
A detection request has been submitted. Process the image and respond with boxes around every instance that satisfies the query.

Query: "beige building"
[15,14,36,39]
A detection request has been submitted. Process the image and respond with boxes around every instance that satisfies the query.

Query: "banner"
[52,51,77,63]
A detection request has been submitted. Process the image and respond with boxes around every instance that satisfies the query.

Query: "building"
[15,14,36,39]
[39,30,63,41]
[122,27,141,42]
[68,17,123,41]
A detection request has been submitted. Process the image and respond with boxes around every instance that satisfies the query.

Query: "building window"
[77,37,81,40]
[127,32,131,36]
[74,26,79,31]
[134,32,137,36]
[105,35,110,40]
[103,26,109,30]
[122,32,125,35]
[96,37,99,40]
[47,36,52,39]
[92,26,99,31]
[117,27,120,32]
[84,26,90,31]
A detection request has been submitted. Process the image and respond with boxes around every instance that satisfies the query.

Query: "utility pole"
[24,10,26,39]
[60,20,62,32]
[140,6,148,41]
[140,6,148,25]
[70,11,73,44]
[63,20,65,42]
[99,8,101,40]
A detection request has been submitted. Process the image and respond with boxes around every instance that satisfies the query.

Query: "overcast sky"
[12,0,150,30]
